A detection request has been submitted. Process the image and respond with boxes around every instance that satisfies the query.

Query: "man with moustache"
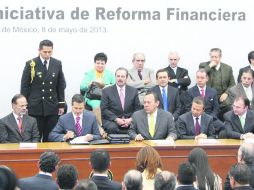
[101,67,141,134]
[0,94,40,143]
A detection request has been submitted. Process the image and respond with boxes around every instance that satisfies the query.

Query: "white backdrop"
[0,0,253,117]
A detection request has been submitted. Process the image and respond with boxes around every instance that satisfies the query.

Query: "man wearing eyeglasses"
[127,53,156,105]
[163,51,191,93]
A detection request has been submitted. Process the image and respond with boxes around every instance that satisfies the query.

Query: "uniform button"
[49,96,52,99]
[42,97,45,99]
[42,89,45,92]
[49,89,52,92]
[50,82,52,84]
[42,82,45,85]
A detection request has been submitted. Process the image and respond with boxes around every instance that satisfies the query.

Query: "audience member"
[237,51,254,83]
[224,143,254,190]
[49,94,101,142]
[90,149,122,190]
[0,165,19,190]
[228,68,254,110]
[199,48,235,120]
[154,171,176,190]
[0,94,40,143]
[176,162,198,190]
[74,179,97,190]
[224,96,254,139]
[150,69,181,120]
[176,97,215,140]
[128,91,177,141]
[136,146,163,190]
[57,164,78,190]
[188,147,222,190]
[101,67,141,134]
[127,53,156,105]
[122,170,143,190]
[80,52,115,137]
[164,51,191,93]
[19,151,60,190]
[229,163,253,190]
[21,39,66,142]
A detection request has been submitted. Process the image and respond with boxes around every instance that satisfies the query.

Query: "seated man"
[127,53,156,105]
[224,96,254,139]
[122,170,143,190]
[0,94,40,143]
[176,162,198,190]
[19,151,60,190]
[154,171,177,190]
[227,68,254,110]
[128,92,177,141]
[150,69,181,121]
[224,143,254,190]
[57,164,78,190]
[176,97,215,140]
[228,164,253,190]
[101,67,141,134]
[49,94,101,142]
[90,149,122,190]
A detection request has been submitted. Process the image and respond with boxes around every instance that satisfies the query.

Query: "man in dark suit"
[128,92,177,141]
[237,51,254,83]
[224,96,254,139]
[0,94,40,143]
[199,48,235,120]
[150,69,181,121]
[176,97,215,139]
[19,151,59,190]
[154,171,177,190]
[184,69,225,138]
[176,162,198,190]
[101,67,141,134]
[224,143,254,190]
[163,51,191,93]
[57,164,78,190]
[21,39,66,142]
[228,164,254,190]
[90,149,122,190]
[227,68,254,110]
[49,94,101,142]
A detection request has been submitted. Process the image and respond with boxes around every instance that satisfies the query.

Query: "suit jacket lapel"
[188,113,195,134]
[194,85,201,96]
[142,111,151,138]
[44,59,54,81]
[156,86,164,107]
[113,85,124,111]
[9,114,22,137]
[167,86,173,111]
[154,110,161,137]
[233,114,244,133]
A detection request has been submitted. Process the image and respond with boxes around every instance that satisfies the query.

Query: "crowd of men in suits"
[1,39,254,144]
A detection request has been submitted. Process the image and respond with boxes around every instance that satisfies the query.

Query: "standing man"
[0,94,40,143]
[164,51,191,93]
[224,96,254,139]
[48,94,101,142]
[101,67,141,134]
[21,39,66,142]
[127,53,156,105]
[150,69,181,121]
[128,92,177,141]
[199,48,235,120]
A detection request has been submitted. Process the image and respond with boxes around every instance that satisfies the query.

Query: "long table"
[0,139,242,182]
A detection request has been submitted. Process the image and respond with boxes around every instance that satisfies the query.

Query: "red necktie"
[17,116,22,134]
[201,88,205,97]
[195,117,201,135]
[76,116,82,136]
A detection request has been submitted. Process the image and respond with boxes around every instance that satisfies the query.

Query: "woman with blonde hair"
[136,146,163,190]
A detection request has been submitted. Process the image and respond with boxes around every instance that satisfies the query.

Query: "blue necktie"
[162,87,168,111]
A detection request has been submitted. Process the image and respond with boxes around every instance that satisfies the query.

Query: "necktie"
[149,113,155,137]
[120,88,125,110]
[239,116,245,129]
[17,116,22,134]
[195,117,201,135]
[43,60,48,72]
[138,70,142,80]
[76,116,82,136]
[162,87,168,112]
[201,88,205,97]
